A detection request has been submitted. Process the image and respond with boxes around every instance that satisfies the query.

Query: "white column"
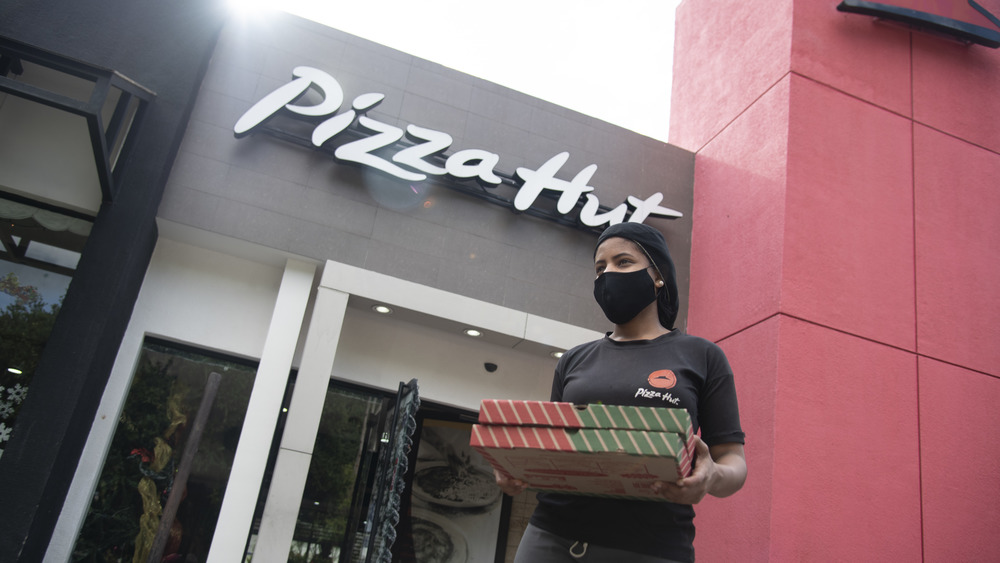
[206,259,316,563]
[249,286,349,561]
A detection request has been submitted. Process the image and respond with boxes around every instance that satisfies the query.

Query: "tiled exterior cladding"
[672,0,1000,561]
[161,12,696,334]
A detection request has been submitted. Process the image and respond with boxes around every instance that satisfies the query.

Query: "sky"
[231,0,682,142]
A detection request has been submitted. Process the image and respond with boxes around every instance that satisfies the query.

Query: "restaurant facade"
[0,0,997,562]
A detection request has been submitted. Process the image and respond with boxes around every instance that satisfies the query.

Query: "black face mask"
[593,269,658,325]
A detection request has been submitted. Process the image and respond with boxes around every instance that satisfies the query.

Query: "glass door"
[361,379,420,563]
[244,380,420,563]
[247,379,512,563]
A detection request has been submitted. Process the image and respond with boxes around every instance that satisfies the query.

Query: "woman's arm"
[652,437,746,504]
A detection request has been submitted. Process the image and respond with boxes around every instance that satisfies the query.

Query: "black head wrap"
[595,222,679,330]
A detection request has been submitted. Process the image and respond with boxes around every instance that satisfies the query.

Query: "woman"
[497,222,747,563]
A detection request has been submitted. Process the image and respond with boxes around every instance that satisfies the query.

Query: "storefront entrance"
[74,336,509,563]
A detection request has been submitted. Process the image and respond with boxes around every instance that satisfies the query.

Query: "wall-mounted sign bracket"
[837,0,1000,48]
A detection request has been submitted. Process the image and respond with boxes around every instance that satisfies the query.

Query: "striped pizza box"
[471,423,694,500]
[478,400,692,440]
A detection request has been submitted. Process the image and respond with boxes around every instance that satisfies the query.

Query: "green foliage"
[0,272,42,303]
[72,343,256,563]
[291,391,379,561]
[0,272,60,451]
[0,272,58,379]
[72,355,174,563]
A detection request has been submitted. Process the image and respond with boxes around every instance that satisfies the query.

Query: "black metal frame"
[0,36,155,203]
[837,0,1000,48]
[0,191,93,277]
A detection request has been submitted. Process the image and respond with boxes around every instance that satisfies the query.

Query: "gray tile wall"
[160,12,694,333]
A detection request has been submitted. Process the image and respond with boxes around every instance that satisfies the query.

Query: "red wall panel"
[784,76,915,351]
[770,317,921,561]
[791,0,912,116]
[914,125,1000,377]
[688,76,789,342]
[913,32,1000,153]
[676,1,999,559]
[670,0,793,152]
[919,358,1000,562]
[693,317,780,562]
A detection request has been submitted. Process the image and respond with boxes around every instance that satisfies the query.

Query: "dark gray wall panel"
[163,12,695,333]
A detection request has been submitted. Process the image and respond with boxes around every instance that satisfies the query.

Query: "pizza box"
[478,400,693,439]
[471,401,696,500]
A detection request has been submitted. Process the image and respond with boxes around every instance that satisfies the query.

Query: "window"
[0,195,88,460]
[73,339,257,563]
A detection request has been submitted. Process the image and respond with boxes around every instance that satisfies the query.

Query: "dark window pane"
[291,387,386,563]
[73,339,257,563]
[0,199,77,459]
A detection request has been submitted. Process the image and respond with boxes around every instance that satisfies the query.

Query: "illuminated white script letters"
[234,67,683,226]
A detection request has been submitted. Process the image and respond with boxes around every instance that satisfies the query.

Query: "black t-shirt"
[528,331,745,562]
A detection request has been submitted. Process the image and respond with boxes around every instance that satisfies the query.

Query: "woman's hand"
[651,436,746,504]
[494,469,528,496]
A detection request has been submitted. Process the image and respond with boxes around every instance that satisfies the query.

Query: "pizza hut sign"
[234,67,682,229]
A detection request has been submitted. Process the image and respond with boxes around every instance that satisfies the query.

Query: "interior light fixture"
[463,329,482,337]
[371,304,393,314]
[550,351,564,359]
[7,367,23,375]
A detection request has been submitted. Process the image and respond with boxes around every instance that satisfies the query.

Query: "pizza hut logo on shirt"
[647,370,677,390]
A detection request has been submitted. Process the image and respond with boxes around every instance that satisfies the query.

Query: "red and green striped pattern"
[471,423,695,498]
[472,401,698,499]
[471,424,694,477]
[472,424,687,457]
[478,400,692,438]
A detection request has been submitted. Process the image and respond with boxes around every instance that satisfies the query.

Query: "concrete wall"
[671,0,1000,561]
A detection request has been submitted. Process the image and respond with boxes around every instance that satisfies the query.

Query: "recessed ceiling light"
[371,304,393,314]
[550,351,564,359]
[463,329,482,337]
